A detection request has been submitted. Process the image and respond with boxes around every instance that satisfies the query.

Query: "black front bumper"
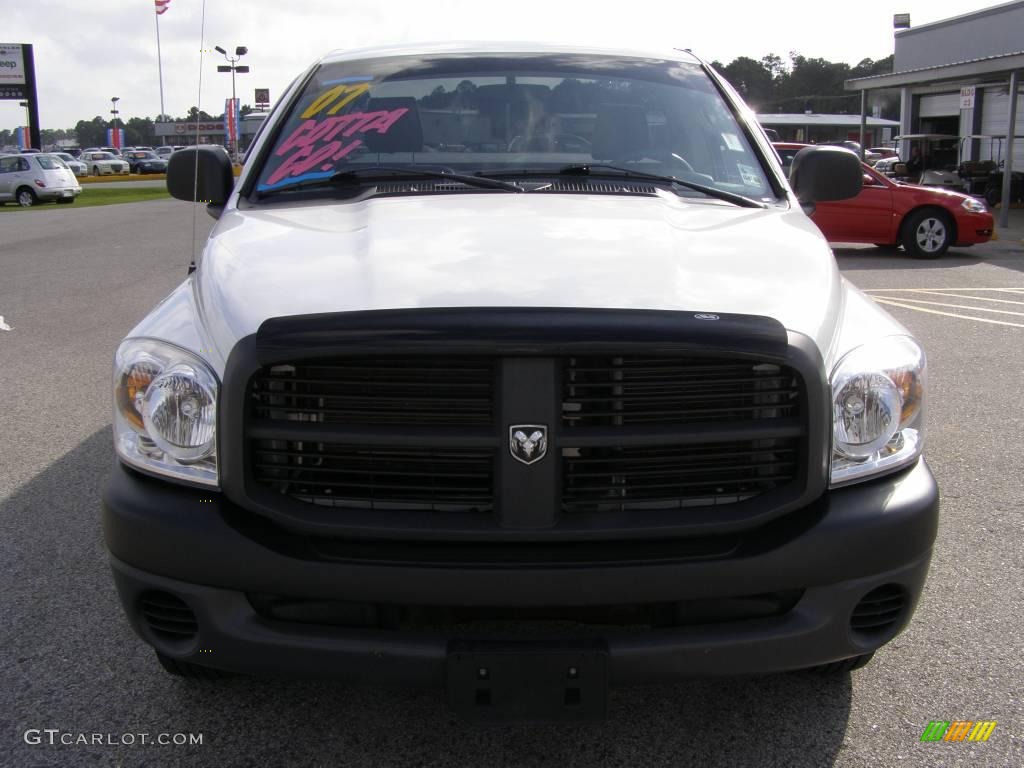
[103,457,938,686]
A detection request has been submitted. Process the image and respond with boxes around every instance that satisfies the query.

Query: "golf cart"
[960,134,1024,206]
[889,134,964,190]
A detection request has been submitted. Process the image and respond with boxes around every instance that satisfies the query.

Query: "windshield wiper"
[480,164,767,208]
[257,165,522,198]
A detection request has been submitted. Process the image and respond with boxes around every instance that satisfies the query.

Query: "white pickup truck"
[103,42,937,721]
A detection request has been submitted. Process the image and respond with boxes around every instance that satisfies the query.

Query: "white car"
[107,43,936,706]
[51,152,88,177]
[80,151,129,176]
[0,153,81,206]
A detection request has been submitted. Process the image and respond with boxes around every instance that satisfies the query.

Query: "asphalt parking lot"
[1,200,1022,768]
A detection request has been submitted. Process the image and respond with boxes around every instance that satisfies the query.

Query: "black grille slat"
[251,356,494,427]
[563,356,800,427]
[563,438,799,513]
[252,441,495,512]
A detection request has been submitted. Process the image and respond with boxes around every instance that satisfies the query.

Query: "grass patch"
[0,186,170,211]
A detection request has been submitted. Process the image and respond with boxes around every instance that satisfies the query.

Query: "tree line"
[710,52,895,116]
[0,105,255,149]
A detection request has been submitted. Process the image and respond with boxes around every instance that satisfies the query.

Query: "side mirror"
[166,146,234,218]
[789,146,862,204]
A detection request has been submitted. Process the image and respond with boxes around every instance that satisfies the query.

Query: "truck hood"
[194,192,842,357]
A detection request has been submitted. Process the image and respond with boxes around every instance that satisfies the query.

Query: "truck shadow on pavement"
[6,428,852,768]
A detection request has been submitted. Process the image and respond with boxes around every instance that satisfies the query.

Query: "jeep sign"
[0,44,26,86]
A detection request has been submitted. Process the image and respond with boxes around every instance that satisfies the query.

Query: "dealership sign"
[0,43,28,99]
[0,44,26,85]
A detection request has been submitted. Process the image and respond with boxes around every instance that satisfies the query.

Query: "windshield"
[38,156,65,170]
[254,53,773,200]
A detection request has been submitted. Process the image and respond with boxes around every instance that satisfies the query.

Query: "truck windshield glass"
[254,53,773,200]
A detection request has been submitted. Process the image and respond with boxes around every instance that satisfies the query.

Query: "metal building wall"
[894,2,1024,72]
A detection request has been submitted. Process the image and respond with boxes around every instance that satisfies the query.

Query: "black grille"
[563,439,799,513]
[250,356,494,426]
[252,441,494,512]
[242,344,809,524]
[850,584,906,635]
[563,356,800,426]
[139,591,198,642]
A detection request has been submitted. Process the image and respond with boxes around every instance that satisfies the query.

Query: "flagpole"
[155,5,166,122]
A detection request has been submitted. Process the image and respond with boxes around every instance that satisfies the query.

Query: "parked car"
[101,146,124,157]
[0,152,81,206]
[873,156,902,176]
[155,146,175,158]
[81,151,130,176]
[772,141,808,176]
[818,161,990,257]
[775,143,992,257]
[51,152,88,177]
[105,43,937,719]
[124,150,168,174]
[868,147,899,161]
[825,141,881,165]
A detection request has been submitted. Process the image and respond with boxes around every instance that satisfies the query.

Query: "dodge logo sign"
[509,425,548,465]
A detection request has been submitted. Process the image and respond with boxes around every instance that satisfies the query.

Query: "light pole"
[110,96,120,150]
[215,45,249,159]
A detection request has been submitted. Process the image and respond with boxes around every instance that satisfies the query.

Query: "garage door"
[919,92,961,117]
[981,87,1024,169]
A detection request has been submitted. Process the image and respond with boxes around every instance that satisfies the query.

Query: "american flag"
[155,0,170,15]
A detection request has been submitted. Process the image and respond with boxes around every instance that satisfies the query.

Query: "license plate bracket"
[446,640,608,721]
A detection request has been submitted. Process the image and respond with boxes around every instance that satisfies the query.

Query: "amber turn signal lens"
[116,362,160,431]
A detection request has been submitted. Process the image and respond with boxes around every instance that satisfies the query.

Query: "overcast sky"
[1,0,1002,131]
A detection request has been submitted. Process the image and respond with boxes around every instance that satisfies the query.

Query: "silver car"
[0,153,82,206]
[52,152,89,178]
[80,151,129,176]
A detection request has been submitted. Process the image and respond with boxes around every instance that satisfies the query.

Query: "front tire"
[92,165,101,176]
[902,210,952,259]
[16,187,36,207]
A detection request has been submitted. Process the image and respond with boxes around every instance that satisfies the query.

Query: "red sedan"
[774,143,994,258]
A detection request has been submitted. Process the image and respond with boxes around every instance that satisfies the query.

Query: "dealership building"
[846,0,1023,224]
[154,114,267,148]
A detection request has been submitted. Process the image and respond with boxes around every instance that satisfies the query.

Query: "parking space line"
[892,290,1024,305]
[864,287,1024,293]
[871,298,1024,328]
[870,296,1024,317]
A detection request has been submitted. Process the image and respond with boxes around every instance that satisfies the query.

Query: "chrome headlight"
[961,197,987,213]
[830,336,925,487]
[113,338,219,487]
